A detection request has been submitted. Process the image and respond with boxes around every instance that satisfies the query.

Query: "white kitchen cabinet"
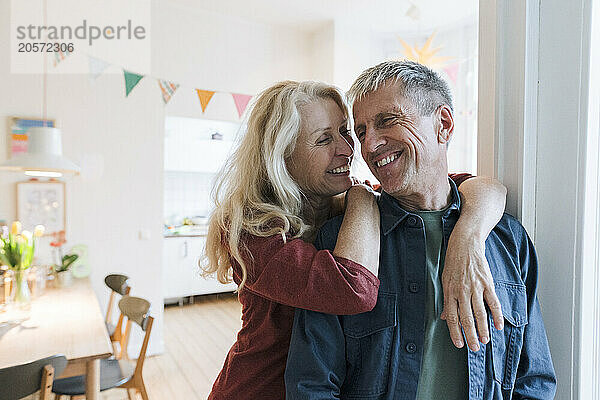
[164,116,238,173]
[162,236,236,301]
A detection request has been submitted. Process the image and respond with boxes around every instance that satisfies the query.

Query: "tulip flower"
[11,221,21,235]
[34,225,45,237]
[0,221,40,271]
[15,235,26,245]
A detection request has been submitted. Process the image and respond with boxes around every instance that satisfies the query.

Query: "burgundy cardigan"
[208,234,379,400]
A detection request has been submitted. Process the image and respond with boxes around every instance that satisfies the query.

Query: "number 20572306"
[18,42,74,53]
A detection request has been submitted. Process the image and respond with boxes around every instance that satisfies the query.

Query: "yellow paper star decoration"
[398,32,452,69]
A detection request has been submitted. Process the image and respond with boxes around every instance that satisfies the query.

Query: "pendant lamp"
[0,127,80,177]
[0,0,79,178]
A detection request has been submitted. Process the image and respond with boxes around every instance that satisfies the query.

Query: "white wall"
[153,2,313,120]
[331,21,378,91]
[0,0,314,357]
[308,22,335,84]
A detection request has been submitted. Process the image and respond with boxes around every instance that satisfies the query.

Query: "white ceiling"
[164,0,478,33]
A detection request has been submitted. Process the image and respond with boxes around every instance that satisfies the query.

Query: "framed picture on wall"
[16,180,66,235]
[7,117,55,159]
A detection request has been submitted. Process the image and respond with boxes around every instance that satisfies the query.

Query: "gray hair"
[348,60,454,115]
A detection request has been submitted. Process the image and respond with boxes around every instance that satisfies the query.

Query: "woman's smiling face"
[287,97,354,200]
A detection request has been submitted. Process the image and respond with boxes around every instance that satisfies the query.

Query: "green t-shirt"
[414,210,468,400]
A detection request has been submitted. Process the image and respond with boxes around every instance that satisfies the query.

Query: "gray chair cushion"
[52,359,135,395]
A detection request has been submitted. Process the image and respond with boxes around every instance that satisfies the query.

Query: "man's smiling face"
[352,81,442,198]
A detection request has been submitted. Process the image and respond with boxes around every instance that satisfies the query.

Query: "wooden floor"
[92,293,241,400]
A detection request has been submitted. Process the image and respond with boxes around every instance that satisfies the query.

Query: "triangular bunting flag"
[443,63,460,85]
[231,93,252,118]
[88,56,110,81]
[52,44,72,67]
[124,70,144,97]
[196,90,215,112]
[158,80,180,104]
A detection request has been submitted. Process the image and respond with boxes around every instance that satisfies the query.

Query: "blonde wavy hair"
[202,80,350,291]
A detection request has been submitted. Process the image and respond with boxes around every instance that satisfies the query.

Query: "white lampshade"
[0,127,80,176]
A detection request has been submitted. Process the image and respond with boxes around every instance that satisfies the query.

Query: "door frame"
[477,0,599,398]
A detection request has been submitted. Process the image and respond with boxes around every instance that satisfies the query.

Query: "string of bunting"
[53,45,72,67]
[62,54,254,118]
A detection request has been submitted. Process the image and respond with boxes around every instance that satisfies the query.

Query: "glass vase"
[0,268,9,313]
[11,269,31,310]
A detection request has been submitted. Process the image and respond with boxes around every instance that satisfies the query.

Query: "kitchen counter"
[164,234,207,238]
[164,224,208,237]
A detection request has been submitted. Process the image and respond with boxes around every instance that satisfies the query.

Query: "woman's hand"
[345,181,379,205]
[441,176,507,352]
[333,183,380,277]
[330,179,377,217]
[330,193,346,217]
[441,230,503,352]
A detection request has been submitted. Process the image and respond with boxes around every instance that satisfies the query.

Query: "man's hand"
[441,230,504,352]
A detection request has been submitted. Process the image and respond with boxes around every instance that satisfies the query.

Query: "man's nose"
[363,127,385,154]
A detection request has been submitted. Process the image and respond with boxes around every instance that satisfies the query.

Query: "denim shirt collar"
[379,178,462,236]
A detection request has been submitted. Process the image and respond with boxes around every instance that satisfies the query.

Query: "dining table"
[0,276,113,400]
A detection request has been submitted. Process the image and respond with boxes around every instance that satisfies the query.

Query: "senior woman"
[203,80,506,400]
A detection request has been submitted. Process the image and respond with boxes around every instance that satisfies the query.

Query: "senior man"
[285,61,556,400]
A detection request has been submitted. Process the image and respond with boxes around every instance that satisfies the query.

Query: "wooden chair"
[104,274,131,359]
[0,354,67,400]
[52,295,154,400]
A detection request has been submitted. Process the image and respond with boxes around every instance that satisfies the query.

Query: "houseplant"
[51,230,78,287]
[0,221,44,309]
[53,253,78,287]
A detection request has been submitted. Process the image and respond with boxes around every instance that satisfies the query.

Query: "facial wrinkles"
[401,113,428,170]
[293,124,351,182]
[368,107,420,162]
[315,128,352,158]
[289,142,324,200]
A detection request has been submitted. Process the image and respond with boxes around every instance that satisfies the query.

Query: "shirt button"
[409,282,419,293]
[407,216,421,228]
[406,342,417,353]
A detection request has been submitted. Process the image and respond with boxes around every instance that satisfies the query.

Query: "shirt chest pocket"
[341,292,397,399]
[490,282,528,390]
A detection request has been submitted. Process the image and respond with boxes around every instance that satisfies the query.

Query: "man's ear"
[436,105,454,145]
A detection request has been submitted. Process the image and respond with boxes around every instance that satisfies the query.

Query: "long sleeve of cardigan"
[233,234,380,315]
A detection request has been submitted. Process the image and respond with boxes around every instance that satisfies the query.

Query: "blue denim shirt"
[285,181,556,400]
